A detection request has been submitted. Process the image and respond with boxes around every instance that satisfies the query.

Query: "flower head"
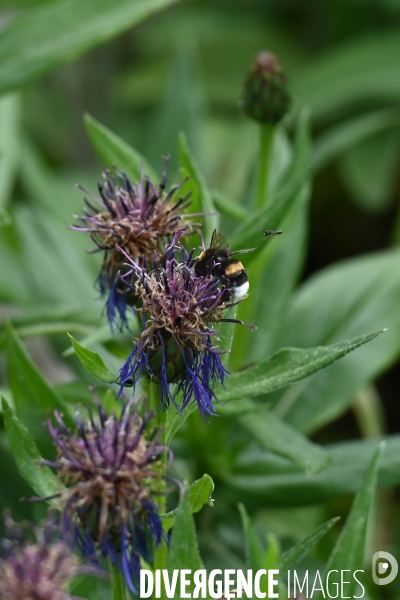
[42,399,171,592]
[72,161,200,331]
[118,233,255,419]
[242,51,291,124]
[0,513,79,600]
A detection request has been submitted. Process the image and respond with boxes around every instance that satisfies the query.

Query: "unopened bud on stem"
[242,51,291,124]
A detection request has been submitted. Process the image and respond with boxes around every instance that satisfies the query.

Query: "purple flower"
[0,512,79,600]
[41,399,172,592]
[72,161,200,331]
[118,234,255,419]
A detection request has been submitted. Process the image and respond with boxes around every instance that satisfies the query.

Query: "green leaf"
[338,129,400,213]
[168,487,204,596]
[84,113,157,181]
[276,248,400,433]
[0,0,183,95]
[62,323,119,358]
[263,533,280,596]
[0,94,20,207]
[67,334,117,383]
[239,411,330,475]
[165,406,185,445]
[230,111,311,259]
[228,115,311,371]
[1,305,101,329]
[161,474,214,530]
[238,503,265,572]
[226,434,395,507]
[148,44,206,177]
[0,322,93,351]
[280,517,339,572]
[15,205,97,306]
[110,561,127,600]
[167,332,382,441]
[292,31,400,120]
[315,445,383,600]
[220,331,382,402]
[5,322,70,444]
[2,397,64,499]
[178,132,217,243]
[230,185,308,370]
[212,189,249,222]
[188,473,214,514]
[313,108,400,173]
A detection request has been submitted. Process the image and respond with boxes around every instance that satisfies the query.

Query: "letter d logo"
[372,551,398,585]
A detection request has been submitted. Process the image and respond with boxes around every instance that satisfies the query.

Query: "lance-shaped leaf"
[313,444,383,600]
[220,331,382,402]
[0,0,183,95]
[225,435,394,507]
[166,331,382,442]
[239,411,330,474]
[67,334,117,383]
[161,474,214,531]
[178,132,217,242]
[5,322,71,447]
[168,487,204,598]
[0,94,20,208]
[2,397,64,500]
[275,248,400,434]
[84,113,157,181]
[239,503,265,572]
[280,517,339,572]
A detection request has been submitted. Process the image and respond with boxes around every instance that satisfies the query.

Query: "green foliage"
[280,517,340,572]
[0,0,184,95]
[2,397,64,499]
[238,503,265,572]
[168,488,204,595]
[222,331,382,401]
[161,474,214,530]
[178,132,217,243]
[0,2,399,597]
[84,113,158,181]
[239,411,330,474]
[314,445,383,600]
[67,333,117,383]
[226,435,398,505]
[5,322,70,449]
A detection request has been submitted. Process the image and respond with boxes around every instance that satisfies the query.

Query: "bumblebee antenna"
[263,230,282,237]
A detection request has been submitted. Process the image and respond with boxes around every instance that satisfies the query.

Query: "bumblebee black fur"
[195,230,250,299]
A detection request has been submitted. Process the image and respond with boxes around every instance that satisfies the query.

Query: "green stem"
[353,385,386,439]
[255,124,275,211]
[110,560,127,600]
[148,381,168,600]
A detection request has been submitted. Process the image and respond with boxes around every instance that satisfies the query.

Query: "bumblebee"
[195,230,255,299]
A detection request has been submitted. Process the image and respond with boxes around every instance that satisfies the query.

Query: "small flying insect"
[263,229,283,236]
[195,230,255,299]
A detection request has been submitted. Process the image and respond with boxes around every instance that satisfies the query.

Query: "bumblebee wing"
[210,229,230,250]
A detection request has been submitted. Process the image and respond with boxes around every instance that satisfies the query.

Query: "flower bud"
[242,51,291,124]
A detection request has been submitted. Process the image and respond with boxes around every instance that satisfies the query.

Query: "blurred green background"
[1,0,400,598]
